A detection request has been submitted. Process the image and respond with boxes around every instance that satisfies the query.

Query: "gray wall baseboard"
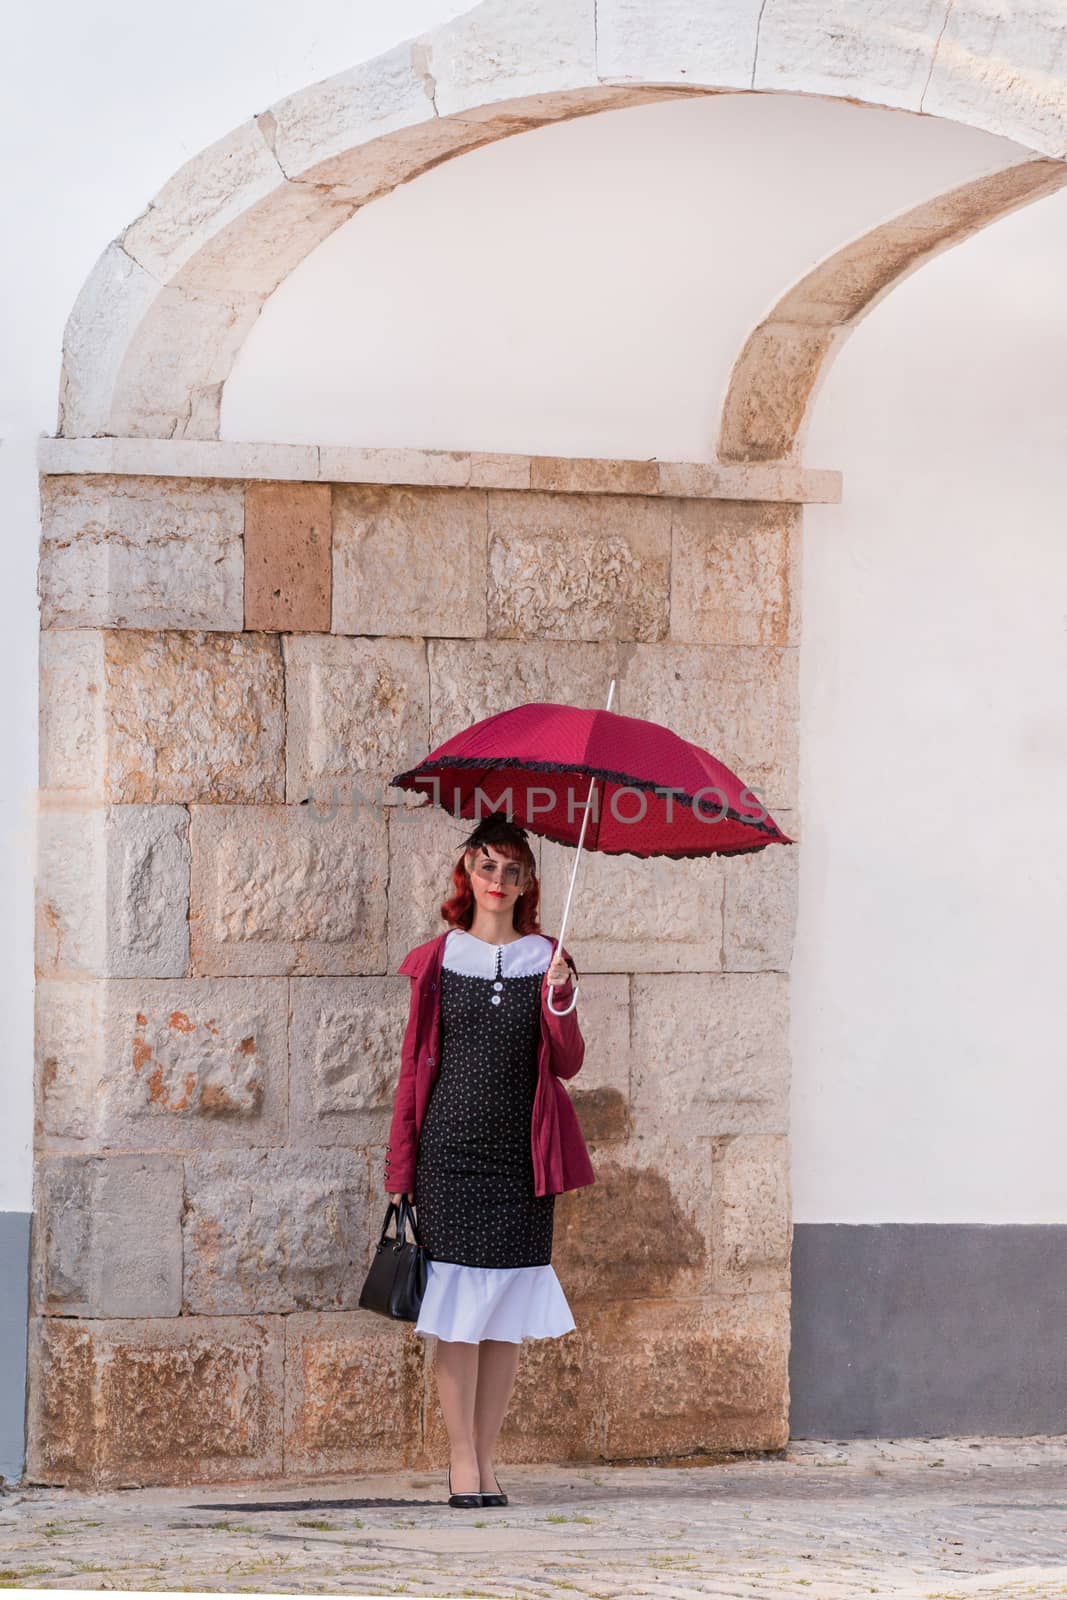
[0,1212,30,1485]
[790,1222,1067,1438]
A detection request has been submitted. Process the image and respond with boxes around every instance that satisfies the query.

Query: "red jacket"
[383,930,596,1199]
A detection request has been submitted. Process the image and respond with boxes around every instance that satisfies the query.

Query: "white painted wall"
[4,6,1064,1226]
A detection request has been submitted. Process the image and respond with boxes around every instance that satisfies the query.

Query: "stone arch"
[58,0,1067,446]
[719,158,1067,462]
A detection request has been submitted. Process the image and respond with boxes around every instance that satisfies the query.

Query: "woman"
[386,813,593,1509]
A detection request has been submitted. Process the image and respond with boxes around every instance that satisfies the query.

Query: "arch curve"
[57,0,1067,445]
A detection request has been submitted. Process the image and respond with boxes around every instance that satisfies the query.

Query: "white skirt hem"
[414,1258,576,1345]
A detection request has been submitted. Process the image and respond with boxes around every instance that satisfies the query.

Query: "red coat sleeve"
[544,952,585,1081]
[384,977,420,1193]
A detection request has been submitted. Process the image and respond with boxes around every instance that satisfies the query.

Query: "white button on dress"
[413,928,577,1347]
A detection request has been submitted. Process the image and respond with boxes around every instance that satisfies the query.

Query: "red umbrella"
[390,680,793,1010]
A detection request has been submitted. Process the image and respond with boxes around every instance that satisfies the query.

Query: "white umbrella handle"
[547,678,616,1015]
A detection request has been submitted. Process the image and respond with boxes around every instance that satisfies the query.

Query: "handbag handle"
[379,1195,423,1251]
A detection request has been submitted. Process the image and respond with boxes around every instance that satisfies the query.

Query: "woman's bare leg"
[432,1338,481,1492]
[473,1338,521,1493]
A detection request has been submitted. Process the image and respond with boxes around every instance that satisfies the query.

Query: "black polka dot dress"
[413,929,576,1345]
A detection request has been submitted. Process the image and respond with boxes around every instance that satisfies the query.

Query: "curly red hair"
[440,832,542,936]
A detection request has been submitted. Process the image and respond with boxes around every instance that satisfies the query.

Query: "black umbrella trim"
[389,756,787,839]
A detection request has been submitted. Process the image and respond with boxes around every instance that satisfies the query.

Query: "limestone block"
[619,641,799,810]
[35,976,287,1150]
[262,41,437,185]
[670,499,801,647]
[169,179,360,301]
[38,473,244,632]
[102,630,284,804]
[419,0,598,118]
[720,323,837,462]
[596,0,762,87]
[190,803,388,977]
[332,484,488,639]
[35,805,190,979]
[289,976,408,1147]
[539,836,725,972]
[723,811,798,970]
[580,1292,790,1456]
[283,634,430,810]
[33,1155,183,1317]
[36,981,104,1143]
[57,241,160,439]
[527,456,659,494]
[754,0,946,111]
[555,1131,713,1301]
[386,803,526,970]
[486,489,670,641]
[711,1133,792,1292]
[631,972,790,1135]
[320,447,473,486]
[39,629,106,798]
[561,974,631,1142]
[428,638,620,750]
[119,120,290,285]
[182,1149,375,1314]
[109,281,264,441]
[923,2,1067,156]
[284,1311,426,1475]
[39,437,319,481]
[244,482,330,632]
[25,1314,284,1487]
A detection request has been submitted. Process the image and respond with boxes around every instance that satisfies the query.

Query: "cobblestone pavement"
[2,1436,1067,1598]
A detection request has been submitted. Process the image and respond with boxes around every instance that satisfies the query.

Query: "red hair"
[440,834,542,936]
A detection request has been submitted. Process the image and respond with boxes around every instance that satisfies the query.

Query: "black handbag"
[358,1196,428,1321]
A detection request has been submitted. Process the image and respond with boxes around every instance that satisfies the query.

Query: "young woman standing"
[387,813,590,1508]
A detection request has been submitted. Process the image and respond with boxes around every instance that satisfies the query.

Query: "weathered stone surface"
[38,475,243,631]
[182,1149,375,1314]
[33,1155,183,1317]
[631,972,790,1136]
[754,0,944,111]
[539,837,726,973]
[102,631,284,804]
[283,633,429,809]
[320,446,473,486]
[670,500,801,647]
[25,1314,284,1487]
[332,484,488,639]
[36,980,104,1142]
[723,811,798,970]
[555,1132,713,1301]
[38,629,106,799]
[244,481,330,632]
[289,976,408,1147]
[486,490,670,642]
[720,323,838,463]
[711,1133,792,1292]
[284,1312,426,1475]
[106,977,287,1147]
[35,805,190,979]
[428,638,622,749]
[56,241,160,439]
[528,456,659,495]
[620,642,799,810]
[189,803,388,976]
[596,0,760,87]
[35,977,287,1149]
[581,1292,791,1457]
[924,6,1067,155]
[420,0,597,118]
[562,974,631,1142]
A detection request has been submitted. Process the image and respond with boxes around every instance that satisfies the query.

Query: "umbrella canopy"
[390,699,792,860]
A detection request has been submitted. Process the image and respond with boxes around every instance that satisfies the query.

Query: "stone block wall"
[29,463,800,1486]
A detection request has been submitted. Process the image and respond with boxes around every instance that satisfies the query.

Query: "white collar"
[444,928,553,978]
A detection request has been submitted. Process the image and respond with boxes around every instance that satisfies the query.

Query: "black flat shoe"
[480,1473,508,1507]
[447,1467,483,1509]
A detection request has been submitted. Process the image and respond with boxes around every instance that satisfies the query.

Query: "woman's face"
[465,843,530,914]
